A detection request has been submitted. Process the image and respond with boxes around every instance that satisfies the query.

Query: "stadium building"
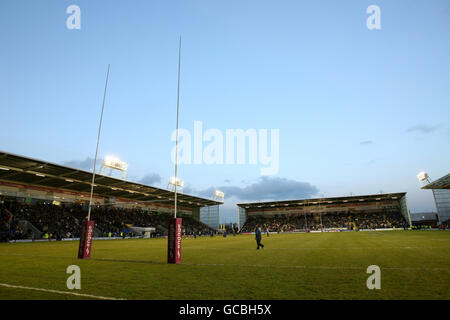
[237,193,411,232]
[0,151,222,237]
[410,212,439,227]
[421,173,450,224]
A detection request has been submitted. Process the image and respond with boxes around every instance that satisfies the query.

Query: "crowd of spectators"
[0,197,215,241]
[240,211,408,232]
[444,219,450,229]
[1,201,80,240]
[1,196,441,242]
[0,202,26,241]
[352,212,407,230]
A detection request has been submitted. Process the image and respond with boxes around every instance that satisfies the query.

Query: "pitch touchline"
[0,283,126,300]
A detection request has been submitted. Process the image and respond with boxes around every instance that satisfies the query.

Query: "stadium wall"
[434,189,450,223]
[399,194,412,227]
[200,205,220,230]
[238,206,247,230]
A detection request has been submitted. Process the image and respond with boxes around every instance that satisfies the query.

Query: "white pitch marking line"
[0,283,126,300]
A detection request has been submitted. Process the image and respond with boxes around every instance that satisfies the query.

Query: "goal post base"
[78,220,95,259]
[167,218,182,264]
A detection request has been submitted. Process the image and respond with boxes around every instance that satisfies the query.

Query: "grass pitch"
[0,231,449,300]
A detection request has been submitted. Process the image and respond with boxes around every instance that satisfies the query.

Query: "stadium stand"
[240,211,408,232]
[0,197,216,242]
[0,151,222,242]
[238,193,411,232]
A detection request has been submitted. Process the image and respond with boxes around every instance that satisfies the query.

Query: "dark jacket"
[255,228,262,241]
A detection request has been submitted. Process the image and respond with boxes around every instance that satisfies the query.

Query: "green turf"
[0,231,449,300]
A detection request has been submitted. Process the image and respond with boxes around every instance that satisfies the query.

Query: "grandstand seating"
[241,211,408,232]
[0,197,215,241]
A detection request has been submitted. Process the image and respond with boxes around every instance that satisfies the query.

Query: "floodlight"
[215,190,225,198]
[103,155,128,172]
[169,176,184,187]
[417,172,429,182]
[212,189,225,203]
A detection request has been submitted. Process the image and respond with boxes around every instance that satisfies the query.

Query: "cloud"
[63,157,102,171]
[63,158,163,187]
[139,173,162,185]
[360,140,373,146]
[406,125,439,134]
[188,176,319,201]
[183,186,195,194]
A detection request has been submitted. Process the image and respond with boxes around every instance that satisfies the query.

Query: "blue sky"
[1,0,449,223]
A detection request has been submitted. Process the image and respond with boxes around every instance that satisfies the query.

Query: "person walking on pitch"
[255,226,264,250]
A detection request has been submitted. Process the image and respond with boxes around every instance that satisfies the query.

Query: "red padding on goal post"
[167,218,182,264]
[78,220,95,259]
